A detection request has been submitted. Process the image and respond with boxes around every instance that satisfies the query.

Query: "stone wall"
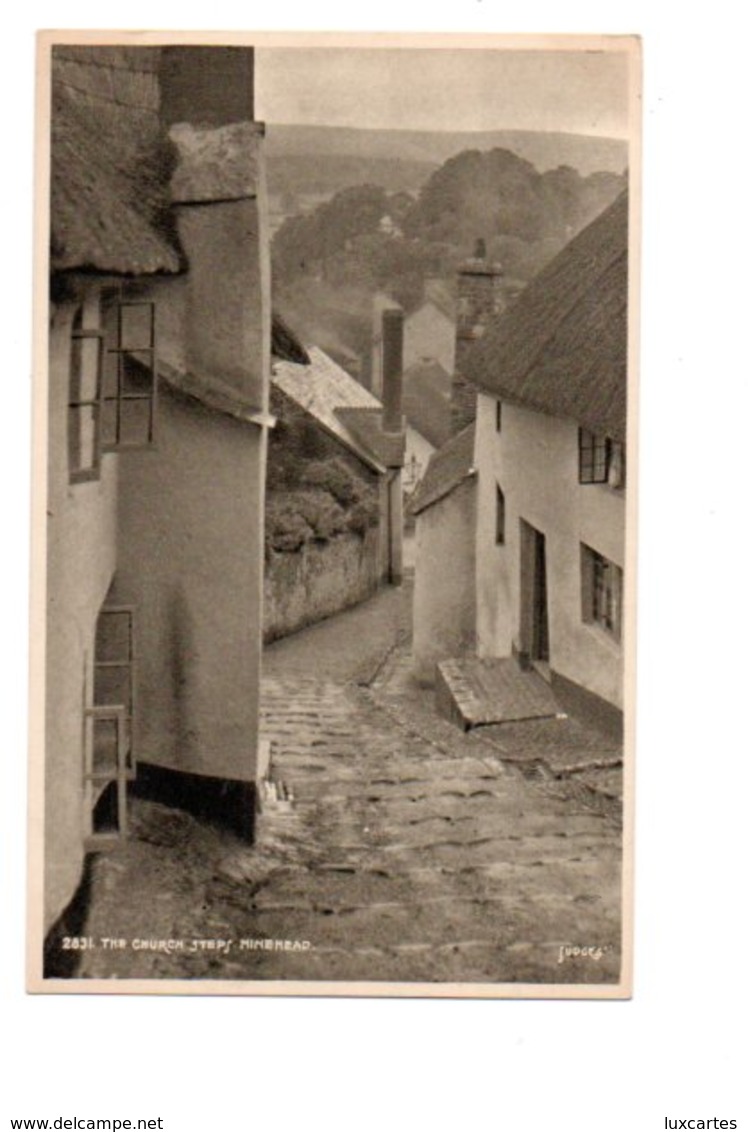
[264,527,380,643]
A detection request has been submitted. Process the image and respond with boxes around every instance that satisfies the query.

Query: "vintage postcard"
[28,30,639,997]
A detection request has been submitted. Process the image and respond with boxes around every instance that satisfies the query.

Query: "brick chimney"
[370,293,402,399]
[160,47,269,410]
[451,239,504,433]
[381,307,404,434]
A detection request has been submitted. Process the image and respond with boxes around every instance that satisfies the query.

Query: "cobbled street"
[77,579,623,986]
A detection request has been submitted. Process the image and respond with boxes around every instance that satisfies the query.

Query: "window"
[495,483,505,545]
[101,299,158,450]
[68,308,104,483]
[83,604,136,844]
[578,428,626,489]
[495,399,502,431]
[581,545,623,641]
[68,295,158,483]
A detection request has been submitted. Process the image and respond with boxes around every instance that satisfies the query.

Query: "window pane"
[94,666,131,713]
[101,348,119,400]
[91,781,122,835]
[119,303,154,351]
[68,405,99,474]
[92,717,119,779]
[495,485,505,544]
[95,610,131,664]
[118,398,153,446]
[101,398,119,448]
[121,351,154,395]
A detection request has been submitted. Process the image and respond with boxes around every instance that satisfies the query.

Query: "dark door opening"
[519,520,550,666]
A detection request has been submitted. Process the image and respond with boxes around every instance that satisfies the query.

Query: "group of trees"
[271,145,625,370]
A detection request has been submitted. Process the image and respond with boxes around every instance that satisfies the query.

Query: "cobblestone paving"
[74,576,625,988]
[79,669,622,986]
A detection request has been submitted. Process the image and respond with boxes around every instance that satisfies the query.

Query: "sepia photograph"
[29,30,639,996]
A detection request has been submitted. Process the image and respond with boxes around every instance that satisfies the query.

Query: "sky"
[256,43,632,137]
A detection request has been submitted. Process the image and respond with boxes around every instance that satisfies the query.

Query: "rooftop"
[402,359,452,449]
[419,279,456,322]
[272,347,387,473]
[462,191,628,442]
[410,425,476,516]
[50,48,182,276]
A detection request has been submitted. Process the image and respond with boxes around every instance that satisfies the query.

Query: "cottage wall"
[413,478,477,685]
[114,387,265,785]
[474,392,625,709]
[177,196,268,410]
[45,299,119,931]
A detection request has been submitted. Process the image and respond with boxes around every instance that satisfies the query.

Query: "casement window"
[68,308,104,483]
[578,428,626,489]
[84,605,136,844]
[581,545,623,642]
[101,299,158,450]
[67,296,158,483]
[495,483,506,545]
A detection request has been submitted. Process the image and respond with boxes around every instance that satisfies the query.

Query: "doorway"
[519,520,549,668]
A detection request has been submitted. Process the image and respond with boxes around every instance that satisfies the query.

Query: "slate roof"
[272,347,387,473]
[462,191,629,442]
[402,359,452,448]
[50,53,182,275]
[410,425,476,516]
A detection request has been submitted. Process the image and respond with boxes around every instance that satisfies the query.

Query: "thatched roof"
[462,191,628,442]
[50,70,182,275]
[410,425,476,516]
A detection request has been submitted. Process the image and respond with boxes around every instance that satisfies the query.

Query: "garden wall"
[264,526,381,643]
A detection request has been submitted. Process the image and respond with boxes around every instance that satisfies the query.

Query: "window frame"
[495,482,506,545]
[68,318,105,485]
[578,428,627,490]
[83,603,137,847]
[83,705,129,845]
[581,544,623,643]
[101,298,158,452]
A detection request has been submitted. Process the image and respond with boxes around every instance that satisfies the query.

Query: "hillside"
[265,123,628,177]
[271,143,626,381]
[266,153,437,200]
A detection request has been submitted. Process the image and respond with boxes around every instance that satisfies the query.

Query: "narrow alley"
[76,575,623,987]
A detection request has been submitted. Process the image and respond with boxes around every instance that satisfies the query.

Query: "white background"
[2,4,745,1129]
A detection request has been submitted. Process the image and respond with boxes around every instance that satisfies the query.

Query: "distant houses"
[402,278,458,375]
[413,191,628,724]
[45,45,273,942]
